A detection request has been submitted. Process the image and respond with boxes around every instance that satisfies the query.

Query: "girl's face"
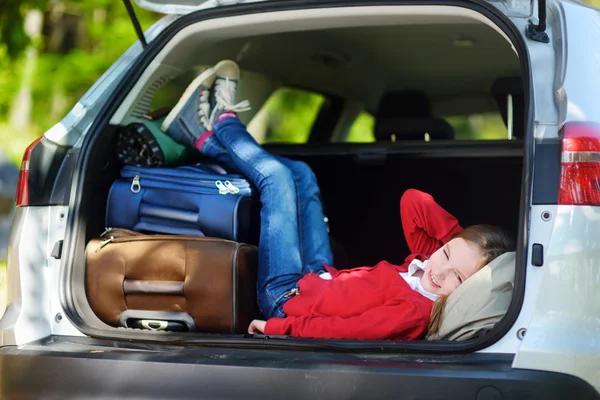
[421,238,482,296]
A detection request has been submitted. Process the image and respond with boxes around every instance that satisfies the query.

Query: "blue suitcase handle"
[133,221,206,237]
[139,202,199,225]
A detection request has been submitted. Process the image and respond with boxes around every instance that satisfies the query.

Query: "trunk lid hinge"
[526,0,549,43]
[122,0,148,48]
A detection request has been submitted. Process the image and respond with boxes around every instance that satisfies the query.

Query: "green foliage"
[446,113,508,140]
[0,123,37,166]
[347,112,375,143]
[0,1,45,59]
[585,0,600,8]
[260,88,325,144]
[0,0,160,165]
[0,260,5,317]
[253,90,507,143]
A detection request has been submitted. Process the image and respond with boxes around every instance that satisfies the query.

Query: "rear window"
[153,73,327,145]
[153,70,508,144]
[344,111,508,142]
[247,88,326,144]
[445,112,508,140]
[347,112,376,143]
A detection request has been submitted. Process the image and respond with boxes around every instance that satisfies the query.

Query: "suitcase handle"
[118,310,196,332]
[135,202,206,237]
[133,221,206,237]
[139,202,200,225]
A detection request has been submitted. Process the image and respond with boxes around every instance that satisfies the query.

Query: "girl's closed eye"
[455,272,463,284]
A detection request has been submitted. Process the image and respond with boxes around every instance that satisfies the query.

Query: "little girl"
[162,60,515,340]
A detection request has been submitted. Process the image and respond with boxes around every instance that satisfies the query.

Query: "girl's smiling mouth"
[429,269,442,289]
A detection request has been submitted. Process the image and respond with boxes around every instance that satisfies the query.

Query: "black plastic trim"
[532,138,561,204]
[526,19,550,43]
[51,240,63,259]
[309,95,345,143]
[61,0,534,354]
[122,0,148,48]
[526,0,549,43]
[265,139,524,157]
[532,243,543,267]
[27,138,71,206]
[49,147,80,205]
[1,337,598,400]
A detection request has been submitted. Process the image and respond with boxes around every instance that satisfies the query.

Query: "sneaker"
[209,60,251,126]
[161,68,216,149]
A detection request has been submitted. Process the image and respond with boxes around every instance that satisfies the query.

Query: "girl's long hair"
[427,224,515,336]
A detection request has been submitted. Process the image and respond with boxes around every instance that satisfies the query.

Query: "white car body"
[1,0,599,397]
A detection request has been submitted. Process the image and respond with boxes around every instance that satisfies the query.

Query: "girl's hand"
[248,319,267,334]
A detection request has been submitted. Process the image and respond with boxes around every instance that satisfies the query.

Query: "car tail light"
[15,137,44,207]
[559,122,600,205]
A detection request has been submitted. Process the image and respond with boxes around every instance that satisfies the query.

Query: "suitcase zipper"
[121,167,251,190]
[215,180,229,195]
[216,180,241,195]
[95,227,239,252]
[101,227,144,238]
[109,235,237,243]
[96,236,115,252]
[96,227,144,251]
[124,174,252,195]
[223,181,240,194]
[131,175,141,193]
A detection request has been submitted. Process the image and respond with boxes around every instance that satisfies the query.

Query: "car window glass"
[247,88,326,144]
[344,111,508,142]
[445,112,508,140]
[346,112,375,143]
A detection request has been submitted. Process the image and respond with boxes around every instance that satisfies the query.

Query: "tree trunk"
[9,9,44,132]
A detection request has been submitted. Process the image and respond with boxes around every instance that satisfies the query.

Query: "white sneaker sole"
[161,68,217,132]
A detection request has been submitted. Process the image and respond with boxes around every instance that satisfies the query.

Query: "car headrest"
[426,251,516,341]
[374,91,454,141]
[375,117,454,141]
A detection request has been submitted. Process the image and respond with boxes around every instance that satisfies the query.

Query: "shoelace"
[198,89,211,129]
[209,78,251,126]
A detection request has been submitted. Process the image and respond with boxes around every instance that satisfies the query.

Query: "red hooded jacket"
[264,189,462,340]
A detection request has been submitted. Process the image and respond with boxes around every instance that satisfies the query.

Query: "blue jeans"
[203,117,333,318]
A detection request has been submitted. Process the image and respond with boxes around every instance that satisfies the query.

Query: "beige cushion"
[427,251,516,341]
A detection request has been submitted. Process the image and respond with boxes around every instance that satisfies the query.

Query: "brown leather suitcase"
[85,228,259,333]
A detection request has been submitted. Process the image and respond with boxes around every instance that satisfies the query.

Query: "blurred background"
[0,0,159,310]
[0,0,599,307]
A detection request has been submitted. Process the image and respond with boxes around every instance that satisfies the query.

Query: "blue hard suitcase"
[106,164,260,244]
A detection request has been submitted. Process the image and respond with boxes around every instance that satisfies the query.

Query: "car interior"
[71,6,526,342]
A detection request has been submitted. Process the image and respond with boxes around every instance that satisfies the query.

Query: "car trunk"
[63,1,531,350]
